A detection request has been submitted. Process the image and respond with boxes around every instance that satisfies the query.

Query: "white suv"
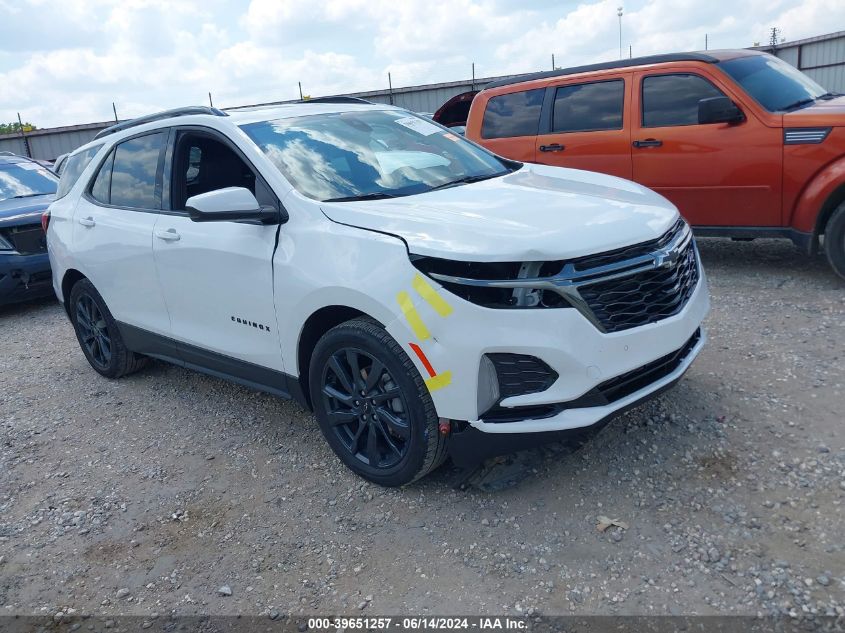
[46,100,709,486]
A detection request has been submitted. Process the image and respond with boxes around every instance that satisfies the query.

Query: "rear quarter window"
[481,89,544,139]
[55,145,103,199]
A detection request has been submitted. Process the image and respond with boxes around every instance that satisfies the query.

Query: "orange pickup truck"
[466,50,845,278]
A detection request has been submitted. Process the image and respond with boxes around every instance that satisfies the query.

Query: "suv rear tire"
[825,202,845,281]
[69,278,148,379]
[308,318,448,486]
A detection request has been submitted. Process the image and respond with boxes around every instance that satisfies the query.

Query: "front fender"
[789,154,845,237]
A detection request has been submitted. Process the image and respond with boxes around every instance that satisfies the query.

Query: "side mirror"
[185,187,285,224]
[698,96,745,125]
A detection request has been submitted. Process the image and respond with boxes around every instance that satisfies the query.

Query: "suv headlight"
[410,255,572,309]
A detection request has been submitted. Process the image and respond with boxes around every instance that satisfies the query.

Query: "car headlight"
[0,232,14,251]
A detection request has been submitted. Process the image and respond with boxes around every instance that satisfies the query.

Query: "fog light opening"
[477,355,500,416]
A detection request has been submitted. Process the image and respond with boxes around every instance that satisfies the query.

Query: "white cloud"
[0,0,840,129]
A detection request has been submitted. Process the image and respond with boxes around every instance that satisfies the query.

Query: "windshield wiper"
[428,172,506,192]
[12,193,49,199]
[323,192,399,202]
[782,97,816,111]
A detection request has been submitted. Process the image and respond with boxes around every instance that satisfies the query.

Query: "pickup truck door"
[630,69,782,227]
[151,128,285,375]
[533,73,633,179]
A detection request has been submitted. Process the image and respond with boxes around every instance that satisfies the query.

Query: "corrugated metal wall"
[0,124,110,161]
[771,31,845,93]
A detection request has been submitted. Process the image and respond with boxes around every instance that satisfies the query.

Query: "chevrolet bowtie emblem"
[654,247,681,268]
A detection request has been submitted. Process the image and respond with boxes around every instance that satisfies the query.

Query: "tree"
[0,122,37,135]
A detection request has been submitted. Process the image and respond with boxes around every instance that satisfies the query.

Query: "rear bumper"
[0,252,53,306]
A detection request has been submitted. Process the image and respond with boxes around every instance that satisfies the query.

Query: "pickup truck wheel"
[69,279,147,379]
[309,318,447,487]
[825,202,845,281]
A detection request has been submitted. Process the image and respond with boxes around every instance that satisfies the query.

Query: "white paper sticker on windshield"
[394,117,441,136]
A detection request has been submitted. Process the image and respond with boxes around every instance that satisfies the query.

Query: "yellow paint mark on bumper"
[397,291,430,340]
[425,370,452,392]
[412,273,453,317]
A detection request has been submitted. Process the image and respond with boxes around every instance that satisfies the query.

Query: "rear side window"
[553,80,624,133]
[481,89,544,139]
[89,132,166,209]
[642,74,726,127]
[55,145,102,199]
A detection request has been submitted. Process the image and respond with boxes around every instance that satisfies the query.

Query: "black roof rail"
[93,106,229,140]
[302,96,373,105]
[483,52,721,90]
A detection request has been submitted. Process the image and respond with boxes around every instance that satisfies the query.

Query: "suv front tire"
[308,318,448,486]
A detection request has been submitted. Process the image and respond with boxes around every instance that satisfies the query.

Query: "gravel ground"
[1,238,844,621]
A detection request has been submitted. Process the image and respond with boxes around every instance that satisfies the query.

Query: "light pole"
[617,7,623,59]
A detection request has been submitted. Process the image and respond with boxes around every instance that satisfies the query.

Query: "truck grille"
[2,223,47,255]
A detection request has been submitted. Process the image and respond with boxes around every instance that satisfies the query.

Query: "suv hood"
[0,193,53,227]
[320,163,678,261]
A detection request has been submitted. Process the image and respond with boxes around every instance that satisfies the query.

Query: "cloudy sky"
[0,0,842,129]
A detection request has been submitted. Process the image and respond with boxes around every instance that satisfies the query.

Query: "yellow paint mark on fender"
[425,371,452,392]
[396,291,430,340]
[412,273,453,317]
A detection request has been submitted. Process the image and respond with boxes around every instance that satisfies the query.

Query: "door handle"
[632,139,663,148]
[78,216,95,227]
[154,228,181,242]
[539,143,565,152]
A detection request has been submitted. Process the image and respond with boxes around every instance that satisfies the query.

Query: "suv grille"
[2,223,47,255]
[577,223,699,332]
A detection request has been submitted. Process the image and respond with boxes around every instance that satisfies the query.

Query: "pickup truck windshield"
[0,162,58,202]
[717,55,828,112]
[240,110,509,202]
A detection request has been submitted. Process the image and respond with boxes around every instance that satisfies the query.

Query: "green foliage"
[0,122,37,135]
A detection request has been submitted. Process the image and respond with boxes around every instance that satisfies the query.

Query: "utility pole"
[552,54,555,70]
[16,112,31,158]
[298,82,303,100]
[705,33,708,50]
[112,102,118,122]
[471,63,476,91]
[617,7,623,60]
[388,72,394,105]
[769,27,781,51]
[208,92,213,107]
[629,44,632,59]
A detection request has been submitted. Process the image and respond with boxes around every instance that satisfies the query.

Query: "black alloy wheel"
[74,292,112,370]
[309,318,448,486]
[321,347,411,469]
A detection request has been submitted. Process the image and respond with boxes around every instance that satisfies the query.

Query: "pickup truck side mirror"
[185,187,287,225]
[698,96,745,125]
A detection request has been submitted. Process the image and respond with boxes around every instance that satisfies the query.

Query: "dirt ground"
[1,238,843,621]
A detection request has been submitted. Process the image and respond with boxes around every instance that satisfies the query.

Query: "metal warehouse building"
[3,30,845,162]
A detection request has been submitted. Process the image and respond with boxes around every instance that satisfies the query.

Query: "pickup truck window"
[553,80,624,133]
[717,54,827,112]
[642,74,725,127]
[481,89,544,139]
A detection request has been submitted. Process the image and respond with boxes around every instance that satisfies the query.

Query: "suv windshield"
[717,54,829,112]
[240,110,510,202]
[0,161,58,202]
